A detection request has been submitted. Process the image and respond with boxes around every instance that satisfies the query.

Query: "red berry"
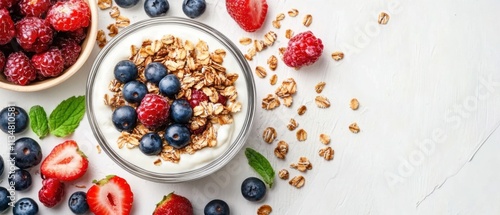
[225,0,268,32]
[87,175,134,215]
[136,94,170,130]
[283,31,324,69]
[0,51,5,73]
[19,0,50,17]
[15,17,54,53]
[55,37,81,68]
[4,52,36,85]
[31,48,65,78]
[188,89,208,108]
[46,0,91,32]
[217,94,227,105]
[0,9,15,45]
[40,140,89,181]
[190,124,206,135]
[38,178,65,208]
[60,27,87,43]
[0,0,16,10]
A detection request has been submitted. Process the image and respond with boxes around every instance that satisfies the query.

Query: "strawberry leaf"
[245,147,275,188]
[48,95,86,137]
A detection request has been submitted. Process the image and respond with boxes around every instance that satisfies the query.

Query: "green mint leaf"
[245,147,275,188]
[48,95,86,137]
[29,105,49,139]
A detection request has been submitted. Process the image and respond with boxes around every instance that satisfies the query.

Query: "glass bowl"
[86,17,255,183]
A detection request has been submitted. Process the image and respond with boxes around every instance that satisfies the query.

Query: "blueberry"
[68,191,89,214]
[182,0,206,19]
[122,80,148,103]
[144,62,168,84]
[0,187,10,212]
[164,124,191,149]
[204,199,230,215]
[114,0,139,8]
[170,99,193,124]
[11,137,42,169]
[159,74,181,97]
[9,169,32,191]
[0,106,28,134]
[114,60,138,83]
[112,106,137,132]
[139,132,163,155]
[13,197,38,215]
[241,177,266,202]
[0,155,4,177]
[144,0,169,18]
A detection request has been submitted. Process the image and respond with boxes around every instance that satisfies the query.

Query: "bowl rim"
[0,0,98,92]
[86,17,256,183]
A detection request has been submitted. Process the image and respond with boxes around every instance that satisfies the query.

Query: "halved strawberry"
[226,0,268,32]
[153,192,193,215]
[87,175,134,215]
[40,140,88,181]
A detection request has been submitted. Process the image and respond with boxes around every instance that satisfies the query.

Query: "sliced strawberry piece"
[153,192,193,215]
[226,0,268,32]
[40,140,88,181]
[87,175,134,215]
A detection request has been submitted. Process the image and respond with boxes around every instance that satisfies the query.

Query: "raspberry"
[0,0,16,10]
[54,38,81,68]
[136,94,170,130]
[46,0,91,32]
[283,31,324,68]
[188,89,208,108]
[0,51,5,73]
[31,48,65,78]
[0,9,15,45]
[60,27,87,43]
[19,0,51,17]
[38,178,65,208]
[217,94,228,105]
[15,17,54,53]
[190,124,206,135]
[4,52,36,85]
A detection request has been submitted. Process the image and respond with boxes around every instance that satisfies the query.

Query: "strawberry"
[38,178,65,208]
[87,175,134,215]
[225,0,268,32]
[153,192,193,215]
[40,140,88,181]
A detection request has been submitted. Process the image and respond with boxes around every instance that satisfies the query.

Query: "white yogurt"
[90,23,248,173]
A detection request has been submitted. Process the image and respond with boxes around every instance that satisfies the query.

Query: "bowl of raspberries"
[0,0,97,92]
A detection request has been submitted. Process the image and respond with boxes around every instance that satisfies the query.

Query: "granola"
[263,127,277,144]
[290,157,312,172]
[287,118,298,131]
[315,95,331,108]
[296,129,307,141]
[274,140,288,159]
[278,169,289,180]
[289,175,305,188]
[319,147,334,160]
[319,134,330,145]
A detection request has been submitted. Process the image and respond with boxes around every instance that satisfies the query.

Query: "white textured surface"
[0,0,500,214]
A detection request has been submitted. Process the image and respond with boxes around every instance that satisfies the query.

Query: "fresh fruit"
[60,27,87,43]
[190,123,206,135]
[38,178,65,207]
[144,62,168,84]
[12,137,42,169]
[31,48,65,78]
[170,99,192,124]
[164,124,191,149]
[114,60,138,83]
[136,94,170,130]
[159,74,181,97]
[153,192,193,215]
[204,199,230,215]
[139,132,163,155]
[40,140,88,181]
[0,187,10,212]
[225,0,268,32]
[188,88,208,108]
[182,0,206,19]
[19,0,50,17]
[13,197,38,215]
[46,0,91,31]
[112,105,138,132]
[283,31,324,68]
[122,80,147,103]
[0,9,15,45]
[0,0,16,10]
[15,16,53,53]
[0,51,5,73]
[87,175,134,215]
[144,0,169,18]
[55,37,82,69]
[114,0,139,8]
[241,177,266,201]
[0,106,29,134]
[9,169,32,191]
[0,155,3,176]
[217,94,227,105]
[68,191,90,215]
[4,52,37,85]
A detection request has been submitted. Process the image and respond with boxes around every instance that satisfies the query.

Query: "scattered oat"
[290,157,312,172]
[303,14,313,27]
[269,74,277,85]
[288,8,299,17]
[98,0,112,10]
[115,15,130,28]
[74,184,86,188]
[319,147,334,160]
[349,122,360,133]
[107,24,119,37]
[239,37,252,45]
[275,78,297,98]
[96,145,102,154]
[272,20,281,29]
[267,55,278,71]
[263,31,277,46]
[331,51,344,61]
[296,129,307,141]
[378,12,390,25]
[154,158,162,166]
[297,105,307,115]
[255,66,267,78]
[315,82,326,94]
[263,127,277,144]
[257,205,273,215]
[97,30,107,48]
[278,169,289,180]
[350,98,359,110]
[319,134,330,145]
[315,95,331,108]
[282,96,293,107]
[274,140,289,159]
[285,29,294,39]
[262,94,281,110]
[109,6,120,18]
[287,118,298,131]
[276,13,285,21]
[289,175,305,188]
[254,40,265,52]
[245,47,256,61]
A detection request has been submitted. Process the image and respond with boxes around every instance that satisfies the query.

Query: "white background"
[1,0,500,214]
